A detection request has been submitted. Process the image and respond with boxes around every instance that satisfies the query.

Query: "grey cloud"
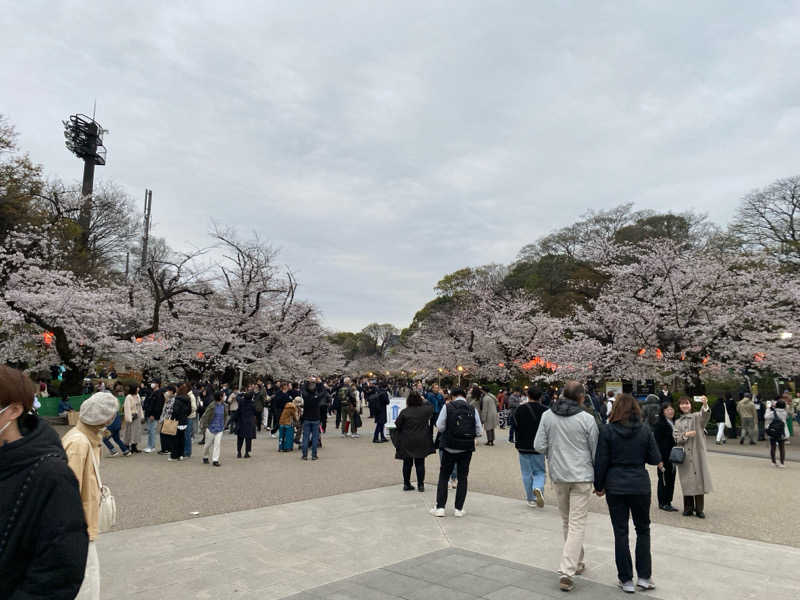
[2,1,799,330]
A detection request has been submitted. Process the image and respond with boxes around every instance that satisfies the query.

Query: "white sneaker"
[352,433,360,438]
[777,463,786,469]
[454,509,465,518]
[429,507,445,517]
[527,500,537,507]
[270,433,276,439]
[637,578,656,590]
[143,447,154,453]
[619,580,635,593]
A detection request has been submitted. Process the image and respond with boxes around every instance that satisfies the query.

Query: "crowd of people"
[3,362,799,598]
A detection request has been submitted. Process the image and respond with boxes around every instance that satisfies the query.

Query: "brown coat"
[673,408,713,496]
[279,403,299,426]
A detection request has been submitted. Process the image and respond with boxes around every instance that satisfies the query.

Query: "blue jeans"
[279,424,294,451]
[147,418,157,449]
[301,420,320,458]
[103,428,129,454]
[518,452,546,501]
[183,419,193,457]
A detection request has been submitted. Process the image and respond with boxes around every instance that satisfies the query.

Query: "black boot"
[682,496,694,516]
[694,495,705,519]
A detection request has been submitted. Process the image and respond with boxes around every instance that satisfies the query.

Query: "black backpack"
[445,400,477,451]
[766,409,785,440]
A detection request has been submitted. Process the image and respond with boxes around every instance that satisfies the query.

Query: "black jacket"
[300,385,322,421]
[512,401,547,454]
[394,404,435,459]
[0,414,89,599]
[594,417,661,495]
[271,391,291,419]
[143,387,165,419]
[652,416,676,465]
[373,389,390,424]
[171,395,191,425]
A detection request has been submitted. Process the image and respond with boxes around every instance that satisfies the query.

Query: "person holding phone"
[673,396,713,518]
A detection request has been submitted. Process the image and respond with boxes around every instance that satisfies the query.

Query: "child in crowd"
[278,397,300,452]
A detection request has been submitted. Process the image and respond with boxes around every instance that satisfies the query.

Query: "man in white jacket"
[534,381,599,593]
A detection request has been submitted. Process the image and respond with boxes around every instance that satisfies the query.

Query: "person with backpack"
[513,387,548,507]
[765,397,789,468]
[430,388,482,518]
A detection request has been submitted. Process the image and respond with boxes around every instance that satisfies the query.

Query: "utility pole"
[141,189,152,272]
[63,113,107,253]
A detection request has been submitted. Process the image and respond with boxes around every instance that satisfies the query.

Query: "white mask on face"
[0,404,14,437]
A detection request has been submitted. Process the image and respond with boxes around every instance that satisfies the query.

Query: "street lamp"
[438,367,443,386]
[457,365,464,386]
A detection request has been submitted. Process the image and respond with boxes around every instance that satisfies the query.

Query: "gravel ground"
[76,427,799,547]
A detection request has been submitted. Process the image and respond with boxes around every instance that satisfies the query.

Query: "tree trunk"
[60,366,86,395]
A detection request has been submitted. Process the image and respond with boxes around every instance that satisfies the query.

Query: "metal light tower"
[63,113,107,250]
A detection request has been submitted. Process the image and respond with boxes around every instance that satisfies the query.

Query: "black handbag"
[669,446,686,464]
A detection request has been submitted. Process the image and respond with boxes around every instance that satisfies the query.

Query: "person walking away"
[653,403,678,511]
[200,391,226,466]
[253,385,265,433]
[278,396,300,451]
[673,396,712,517]
[641,394,661,430]
[122,384,143,453]
[168,386,191,461]
[318,383,330,435]
[435,391,458,490]
[372,382,390,443]
[710,397,727,445]
[62,391,120,600]
[236,390,257,458]
[0,366,89,599]
[594,394,662,593]
[506,388,522,443]
[513,387,547,507]
[394,391,434,491]
[534,381,599,593]
[300,379,322,460]
[430,388,482,517]
[271,382,291,437]
[102,411,130,457]
[765,398,788,468]
[475,386,498,446]
[339,380,355,437]
[737,394,758,445]
[349,382,363,438]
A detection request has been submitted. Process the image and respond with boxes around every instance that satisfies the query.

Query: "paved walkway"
[97,486,800,600]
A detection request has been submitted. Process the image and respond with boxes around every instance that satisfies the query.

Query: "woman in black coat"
[0,366,89,599]
[393,391,434,491]
[236,391,257,458]
[372,384,390,443]
[169,386,192,461]
[652,402,678,512]
[594,394,662,592]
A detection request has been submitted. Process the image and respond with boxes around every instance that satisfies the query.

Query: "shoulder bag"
[669,446,685,464]
[87,444,117,533]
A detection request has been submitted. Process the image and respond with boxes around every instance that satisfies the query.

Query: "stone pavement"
[96,485,800,600]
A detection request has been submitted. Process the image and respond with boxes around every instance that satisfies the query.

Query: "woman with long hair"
[393,391,435,491]
[594,393,661,593]
[652,402,678,511]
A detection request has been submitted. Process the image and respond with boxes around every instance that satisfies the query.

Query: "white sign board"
[385,397,406,429]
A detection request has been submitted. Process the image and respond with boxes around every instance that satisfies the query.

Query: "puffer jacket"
[594,415,661,495]
[0,414,88,599]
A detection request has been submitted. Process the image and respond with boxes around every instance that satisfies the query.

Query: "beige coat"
[673,408,713,496]
[123,393,143,445]
[737,397,756,420]
[62,422,103,541]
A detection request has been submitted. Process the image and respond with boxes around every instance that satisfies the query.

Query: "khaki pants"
[76,541,99,599]
[554,481,592,577]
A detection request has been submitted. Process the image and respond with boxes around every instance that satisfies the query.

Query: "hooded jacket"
[0,414,89,599]
[594,416,661,495]
[534,396,599,483]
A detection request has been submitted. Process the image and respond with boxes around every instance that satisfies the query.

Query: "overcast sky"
[3,1,799,331]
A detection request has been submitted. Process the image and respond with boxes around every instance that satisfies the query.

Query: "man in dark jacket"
[371,383,390,443]
[513,387,548,507]
[142,382,165,453]
[0,369,89,600]
[300,379,322,460]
